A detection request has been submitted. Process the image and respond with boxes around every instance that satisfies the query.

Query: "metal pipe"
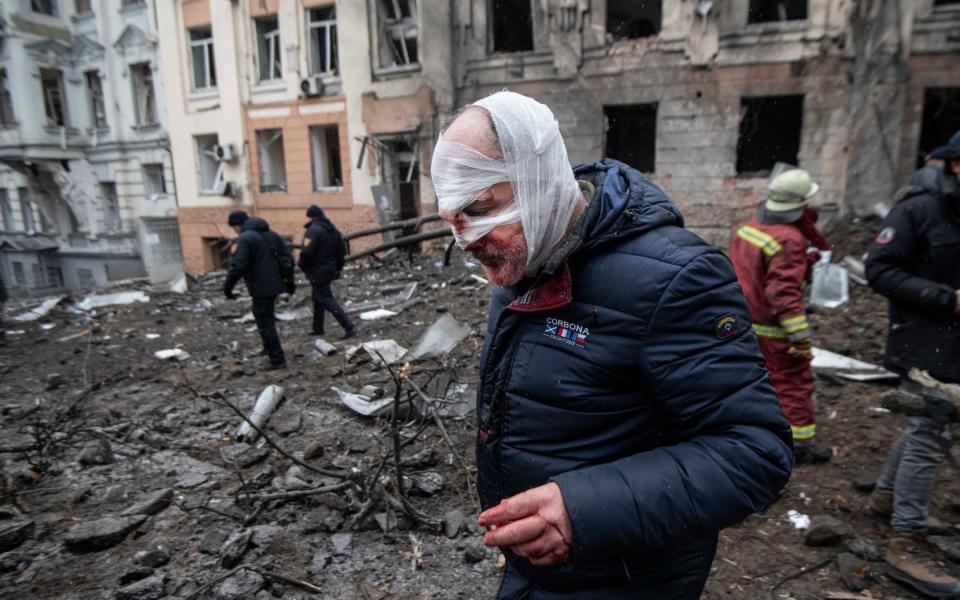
[345,228,452,262]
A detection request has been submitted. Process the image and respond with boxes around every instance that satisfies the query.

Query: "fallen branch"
[236,481,351,502]
[769,554,837,595]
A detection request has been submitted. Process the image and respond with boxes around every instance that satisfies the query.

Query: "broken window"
[75,0,92,14]
[12,262,26,286]
[492,0,534,53]
[130,63,158,126]
[736,95,804,176]
[143,218,183,265]
[189,27,217,91]
[18,189,36,234]
[917,88,960,168]
[377,0,418,68]
[47,267,64,288]
[77,268,94,288]
[308,7,338,76]
[38,206,53,233]
[85,70,107,129]
[0,69,15,127]
[377,134,421,230]
[31,0,57,16]
[604,104,657,173]
[143,163,167,198]
[195,134,223,193]
[310,125,343,190]
[41,69,67,127]
[0,190,13,231]
[101,182,121,232]
[31,264,44,289]
[747,0,807,24]
[257,129,287,192]
[607,1,662,40]
[255,16,282,82]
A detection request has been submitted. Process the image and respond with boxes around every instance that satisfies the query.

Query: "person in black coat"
[297,205,355,338]
[864,143,960,598]
[223,210,295,370]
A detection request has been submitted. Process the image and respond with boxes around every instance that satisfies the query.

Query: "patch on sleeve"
[875,227,896,245]
[715,313,740,340]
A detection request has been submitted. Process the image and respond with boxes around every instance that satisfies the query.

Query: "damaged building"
[157,0,454,273]
[449,0,960,244]
[0,0,183,298]
[159,0,960,274]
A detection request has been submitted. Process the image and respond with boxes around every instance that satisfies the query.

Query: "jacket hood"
[900,165,959,202]
[242,217,270,233]
[535,160,683,280]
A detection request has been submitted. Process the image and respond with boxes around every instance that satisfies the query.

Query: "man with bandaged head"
[433,91,792,598]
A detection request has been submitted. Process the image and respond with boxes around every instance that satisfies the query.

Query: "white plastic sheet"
[809,260,849,310]
[78,291,150,311]
[431,91,581,272]
[407,314,471,360]
[11,296,66,323]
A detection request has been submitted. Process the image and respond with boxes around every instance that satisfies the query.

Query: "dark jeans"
[251,296,285,365]
[876,379,952,532]
[311,281,354,334]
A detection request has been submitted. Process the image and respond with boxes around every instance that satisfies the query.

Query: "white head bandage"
[431,91,581,273]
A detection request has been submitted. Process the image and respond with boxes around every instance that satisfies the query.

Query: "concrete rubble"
[0,221,956,599]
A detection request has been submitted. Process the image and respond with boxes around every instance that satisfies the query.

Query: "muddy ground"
[0,220,955,600]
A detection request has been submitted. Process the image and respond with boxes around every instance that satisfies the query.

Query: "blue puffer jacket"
[477,160,793,592]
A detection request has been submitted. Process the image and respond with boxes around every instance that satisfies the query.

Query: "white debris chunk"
[12,296,66,322]
[407,314,471,360]
[78,291,150,311]
[787,510,811,530]
[360,309,397,321]
[154,349,190,361]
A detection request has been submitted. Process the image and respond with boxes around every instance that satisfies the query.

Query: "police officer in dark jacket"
[297,205,355,338]
[865,142,960,597]
[0,272,7,347]
[224,210,295,370]
[433,93,792,599]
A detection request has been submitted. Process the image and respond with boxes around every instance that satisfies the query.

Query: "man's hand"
[224,289,238,300]
[477,482,573,567]
[787,337,813,360]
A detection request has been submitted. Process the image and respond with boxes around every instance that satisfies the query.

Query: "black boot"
[794,444,832,464]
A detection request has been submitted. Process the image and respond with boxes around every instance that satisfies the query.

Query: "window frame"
[130,63,158,127]
[254,16,283,83]
[31,0,58,17]
[100,182,122,233]
[195,134,223,195]
[188,27,217,92]
[376,0,419,70]
[0,189,13,231]
[256,128,288,193]
[40,68,68,127]
[307,6,339,77]
[18,189,36,234]
[85,70,107,129]
[309,125,343,191]
[0,69,15,128]
[143,163,167,198]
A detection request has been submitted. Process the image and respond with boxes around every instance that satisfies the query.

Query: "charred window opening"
[748,0,807,23]
[310,125,343,190]
[257,129,287,193]
[917,88,960,169]
[378,0,418,69]
[373,134,420,239]
[607,1,661,40]
[492,0,534,53]
[604,104,657,174]
[31,0,57,17]
[736,95,804,176]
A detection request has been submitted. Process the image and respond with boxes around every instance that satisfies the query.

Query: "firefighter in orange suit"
[730,168,832,464]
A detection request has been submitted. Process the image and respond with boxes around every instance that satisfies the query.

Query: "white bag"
[809,254,849,310]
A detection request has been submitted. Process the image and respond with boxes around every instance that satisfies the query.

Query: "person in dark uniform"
[865,140,960,598]
[297,205,356,339]
[223,210,295,370]
[0,271,7,347]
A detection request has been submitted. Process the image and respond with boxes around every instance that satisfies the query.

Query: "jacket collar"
[506,264,573,313]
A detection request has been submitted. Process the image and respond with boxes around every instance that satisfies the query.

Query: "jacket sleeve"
[552,252,793,559]
[865,204,957,314]
[297,227,319,270]
[764,239,810,341]
[224,237,249,293]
